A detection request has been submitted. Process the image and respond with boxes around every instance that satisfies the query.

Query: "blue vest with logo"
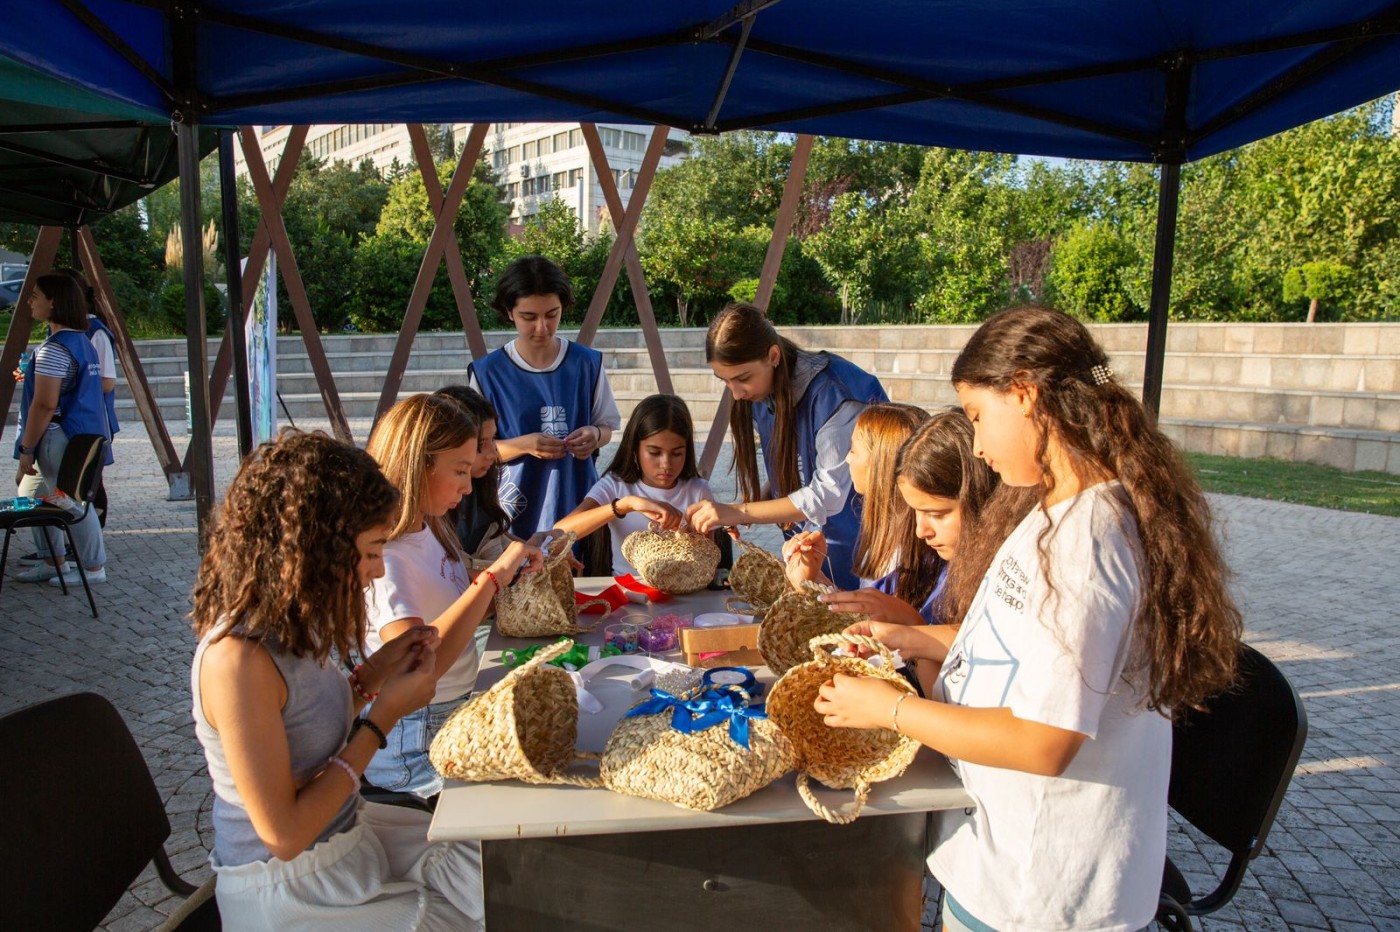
[86,316,121,434]
[14,328,111,459]
[470,340,602,538]
[752,352,887,590]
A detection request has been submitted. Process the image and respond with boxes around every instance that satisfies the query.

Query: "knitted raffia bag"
[758,581,867,676]
[620,528,720,595]
[600,683,796,811]
[429,639,602,787]
[726,537,787,613]
[767,633,920,824]
[494,531,605,638]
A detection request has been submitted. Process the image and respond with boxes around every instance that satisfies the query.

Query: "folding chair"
[0,432,107,617]
[1156,644,1309,930]
[0,692,220,931]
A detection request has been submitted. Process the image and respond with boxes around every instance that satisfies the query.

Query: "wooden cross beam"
[579,122,673,396]
[373,122,490,430]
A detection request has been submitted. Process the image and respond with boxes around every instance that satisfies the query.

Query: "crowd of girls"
[179,247,1242,931]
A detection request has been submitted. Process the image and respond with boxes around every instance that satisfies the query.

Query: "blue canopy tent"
[3,0,1398,534]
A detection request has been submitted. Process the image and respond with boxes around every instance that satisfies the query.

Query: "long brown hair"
[191,430,399,660]
[950,306,1241,713]
[851,403,933,604]
[434,384,508,534]
[367,393,478,558]
[605,393,699,484]
[705,302,800,501]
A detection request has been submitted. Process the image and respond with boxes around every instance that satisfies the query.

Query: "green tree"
[806,193,917,324]
[349,232,459,333]
[1283,261,1354,322]
[1047,220,1142,322]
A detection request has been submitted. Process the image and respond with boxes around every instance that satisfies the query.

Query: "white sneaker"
[49,566,107,587]
[14,563,60,583]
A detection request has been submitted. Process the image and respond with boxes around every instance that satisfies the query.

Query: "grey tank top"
[191,627,360,866]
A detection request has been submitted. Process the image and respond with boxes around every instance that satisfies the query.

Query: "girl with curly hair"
[190,430,490,928]
[818,307,1243,932]
[363,393,543,801]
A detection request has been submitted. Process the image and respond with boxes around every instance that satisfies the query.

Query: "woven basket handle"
[724,595,760,615]
[796,772,870,824]
[547,749,605,789]
[506,638,575,681]
[808,632,896,669]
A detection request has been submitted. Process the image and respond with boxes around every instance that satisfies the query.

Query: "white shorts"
[212,801,482,931]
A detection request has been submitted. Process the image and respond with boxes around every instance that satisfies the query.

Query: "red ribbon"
[614,574,671,603]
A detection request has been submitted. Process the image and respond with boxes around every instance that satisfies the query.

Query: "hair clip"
[1088,364,1113,386]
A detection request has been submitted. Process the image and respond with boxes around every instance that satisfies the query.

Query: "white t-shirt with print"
[364,525,478,705]
[929,481,1169,932]
[582,473,713,579]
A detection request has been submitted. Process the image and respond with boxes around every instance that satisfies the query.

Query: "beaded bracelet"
[327,755,358,788]
[481,570,500,594]
[610,498,625,519]
[354,716,389,750]
[347,666,378,703]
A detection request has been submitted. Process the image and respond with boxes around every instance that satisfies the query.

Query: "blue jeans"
[362,696,463,799]
[16,428,105,569]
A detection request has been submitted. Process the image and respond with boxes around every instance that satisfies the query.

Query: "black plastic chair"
[0,692,220,931]
[0,432,106,617]
[1156,644,1308,930]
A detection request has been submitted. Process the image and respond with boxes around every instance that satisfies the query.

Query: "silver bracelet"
[891,693,911,734]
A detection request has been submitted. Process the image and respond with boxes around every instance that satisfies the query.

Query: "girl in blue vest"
[687,302,887,590]
[63,268,120,526]
[12,274,110,587]
[468,256,621,549]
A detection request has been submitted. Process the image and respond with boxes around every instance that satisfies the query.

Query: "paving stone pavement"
[2,417,1397,930]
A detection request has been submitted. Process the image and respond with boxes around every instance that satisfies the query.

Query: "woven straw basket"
[429,639,601,787]
[494,531,600,638]
[759,581,867,676]
[727,537,787,612]
[767,633,920,824]
[620,528,720,595]
[600,685,796,811]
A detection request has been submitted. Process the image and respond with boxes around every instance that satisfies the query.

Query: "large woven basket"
[494,531,594,638]
[600,685,796,811]
[767,633,920,824]
[429,639,601,787]
[759,581,867,676]
[728,537,787,612]
[620,528,720,594]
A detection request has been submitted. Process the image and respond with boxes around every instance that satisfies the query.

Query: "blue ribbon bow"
[624,687,768,750]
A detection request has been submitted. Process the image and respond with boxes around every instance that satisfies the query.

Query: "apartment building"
[233,122,690,235]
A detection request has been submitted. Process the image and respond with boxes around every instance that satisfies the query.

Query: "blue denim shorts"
[362,696,464,799]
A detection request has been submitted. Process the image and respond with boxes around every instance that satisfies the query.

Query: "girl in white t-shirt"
[816,307,1243,932]
[363,393,543,801]
[554,393,713,581]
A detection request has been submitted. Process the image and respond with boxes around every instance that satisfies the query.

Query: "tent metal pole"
[176,119,216,547]
[1142,162,1181,420]
[219,129,255,460]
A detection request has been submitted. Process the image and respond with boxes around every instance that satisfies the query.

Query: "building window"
[600,127,621,147]
[554,131,569,151]
[553,171,567,190]
[623,131,645,151]
[537,136,552,156]
[569,128,584,147]
[569,168,584,186]
[522,140,535,159]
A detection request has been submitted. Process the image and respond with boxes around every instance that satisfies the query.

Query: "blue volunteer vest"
[86,316,121,436]
[14,328,111,459]
[752,352,887,590]
[470,340,603,538]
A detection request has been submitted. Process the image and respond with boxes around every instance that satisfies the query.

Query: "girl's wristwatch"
[18,444,35,456]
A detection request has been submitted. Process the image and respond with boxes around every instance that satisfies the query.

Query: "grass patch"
[1186,453,1400,517]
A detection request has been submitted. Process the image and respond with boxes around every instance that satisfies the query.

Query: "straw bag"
[767,633,920,824]
[620,528,720,595]
[494,531,604,638]
[727,537,787,612]
[600,683,796,811]
[429,639,601,787]
[758,581,867,676]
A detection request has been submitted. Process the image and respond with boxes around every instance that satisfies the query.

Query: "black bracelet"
[355,716,388,750]
[611,498,624,519]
